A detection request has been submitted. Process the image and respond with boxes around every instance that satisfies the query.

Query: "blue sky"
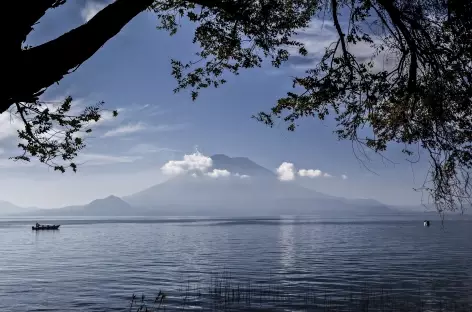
[0,1,431,208]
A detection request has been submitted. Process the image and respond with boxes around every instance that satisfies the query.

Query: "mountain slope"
[124,154,393,215]
[125,174,330,206]
[210,154,275,178]
[28,195,140,216]
[0,200,34,216]
[24,154,394,217]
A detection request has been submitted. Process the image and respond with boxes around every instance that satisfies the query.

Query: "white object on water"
[424,220,430,227]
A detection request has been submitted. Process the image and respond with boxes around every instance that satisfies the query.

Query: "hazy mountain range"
[0,154,439,217]
[0,201,36,215]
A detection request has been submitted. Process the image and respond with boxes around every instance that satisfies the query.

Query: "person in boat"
[36,222,40,228]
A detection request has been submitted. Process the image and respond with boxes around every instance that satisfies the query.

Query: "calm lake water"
[0,213,471,311]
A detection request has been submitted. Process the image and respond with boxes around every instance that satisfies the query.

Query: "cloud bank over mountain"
[160,151,344,183]
[161,151,252,179]
[276,162,341,181]
[0,150,439,217]
[277,162,297,181]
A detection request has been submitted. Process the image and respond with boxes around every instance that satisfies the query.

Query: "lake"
[0,213,471,311]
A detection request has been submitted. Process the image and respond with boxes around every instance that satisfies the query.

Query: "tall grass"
[128,273,472,311]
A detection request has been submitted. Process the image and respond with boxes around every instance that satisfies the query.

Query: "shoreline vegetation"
[128,274,472,311]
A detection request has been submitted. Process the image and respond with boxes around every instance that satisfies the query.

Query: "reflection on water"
[0,215,470,311]
[279,217,295,269]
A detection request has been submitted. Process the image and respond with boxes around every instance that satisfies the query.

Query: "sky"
[0,0,432,208]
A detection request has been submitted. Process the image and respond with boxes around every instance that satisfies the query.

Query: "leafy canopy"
[3,0,472,212]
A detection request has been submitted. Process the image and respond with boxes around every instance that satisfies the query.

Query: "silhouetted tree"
[2,0,471,212]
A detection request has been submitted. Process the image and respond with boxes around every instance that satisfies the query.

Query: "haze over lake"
[0,154,449,218]
[1,214,471,311]
[2,154,470,311]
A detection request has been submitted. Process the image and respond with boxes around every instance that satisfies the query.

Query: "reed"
[128,273,472,312]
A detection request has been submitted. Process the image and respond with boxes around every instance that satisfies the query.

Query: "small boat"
[424,220,430,227]
[32,224,60,231]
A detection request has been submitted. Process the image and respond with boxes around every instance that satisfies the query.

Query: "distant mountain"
[392,203,472,215]
[28,195,146,216]
[124,154,394,215]
[19,154,400,217]
[339,197,386,209]
[125,174,330,205]
[0,200,34,216]
[210,154,276,178]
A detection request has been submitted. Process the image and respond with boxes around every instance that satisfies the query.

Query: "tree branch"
[3,1,63,54]
[3,0,255,115]
[376,0,418,93]
[4,0,155,113]
[21,1,66,46]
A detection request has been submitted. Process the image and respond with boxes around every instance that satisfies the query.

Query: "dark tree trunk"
[1,0,256,114]
[2,0,154,114]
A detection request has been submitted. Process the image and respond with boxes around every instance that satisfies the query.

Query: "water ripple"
[0,216,471,311]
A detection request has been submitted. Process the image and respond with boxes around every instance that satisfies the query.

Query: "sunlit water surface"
[0,213,471,311]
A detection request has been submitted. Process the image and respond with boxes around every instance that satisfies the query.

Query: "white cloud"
[160,151,252,179]
[161,151,213,176]
[298,168,333,179]
[81,1,108,22]
[0,112,23,141]
[78,153,142,166]
[276,162,296,181]
[103,122,186,138]
[0,158,36,169]
[122,103,167,117]
[277,162,335,181]
[298,169,322,178]
[129,103,163,114]
[234,173,250,179]
[298,169,333,179]
[153,124,188,132]
[342,174,348,180]
[0,95,120,143]
[40,96,120,127]
[124,103,151,112]
[103,122,147,137]
[206,169,231,178]
[93,110,119,125]
[128,144,179,154]
[289,18,395,73]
